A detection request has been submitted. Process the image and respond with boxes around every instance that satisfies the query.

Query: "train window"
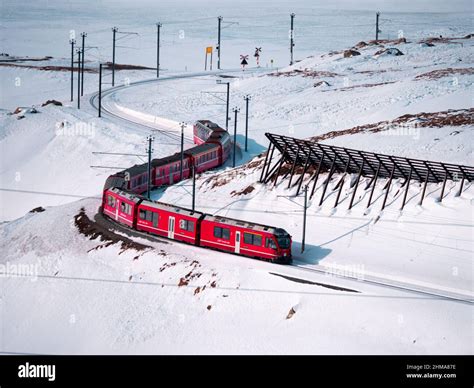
[180,219,194,232]
[214,226,230,240]
[222,228,230,240]
[139,209,146,220]
[265,237,277,249]
[244,233,262,246]
[107,195,116,208]
[243,233,253,245]
[146,211,153,222]
[121,202,131,214]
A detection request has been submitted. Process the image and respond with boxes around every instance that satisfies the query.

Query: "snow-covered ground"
[0,1,473,355]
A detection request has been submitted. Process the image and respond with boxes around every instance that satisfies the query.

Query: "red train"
[101,120,292,264]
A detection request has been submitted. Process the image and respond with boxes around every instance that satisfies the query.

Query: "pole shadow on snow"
[291,242,331,265]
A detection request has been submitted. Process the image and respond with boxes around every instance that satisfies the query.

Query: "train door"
[115,199,119,221]
[168,216,175,239]
[235,231,241,254]
[152,212,158,228]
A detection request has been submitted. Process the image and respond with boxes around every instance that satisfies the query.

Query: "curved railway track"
[89,68,473,306]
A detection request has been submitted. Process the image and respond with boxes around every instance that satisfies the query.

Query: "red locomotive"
[101,120,292,264]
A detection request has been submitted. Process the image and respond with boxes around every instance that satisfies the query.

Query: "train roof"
[152,152,183,167]
[107,187,142,203]
[203,214,290,236]
[195,120,221,129]
[139,199,204,219]
[123,163,148,176]
[185,143,219,156]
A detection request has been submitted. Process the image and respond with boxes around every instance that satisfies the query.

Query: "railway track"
[88,68,473,306]
[290,260,473,305]
[88,68,266,144]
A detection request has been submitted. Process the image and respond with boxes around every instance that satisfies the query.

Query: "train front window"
[265,237,277,250]
[107,195,116,208]
[277,236,291,249]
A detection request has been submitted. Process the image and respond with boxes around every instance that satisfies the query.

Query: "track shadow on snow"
[269,272,359,293]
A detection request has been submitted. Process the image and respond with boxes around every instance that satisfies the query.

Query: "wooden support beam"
[381,164,396,210]
[419,170,430,206]
[367,163,381,208]
[287,145,301,189]
[295,149,313,196]
[259,143,273,182]
[334,157,351,208]
[319,155,337,206]
[310,155,325,199]
[456,176,465,197]
[438,172,448,203]
[273,145,288,187]
[349,160,365,210]
[400,167,412,210]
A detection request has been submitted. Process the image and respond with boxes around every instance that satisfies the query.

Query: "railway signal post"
[243,95,251,152]
[69,38,75,102]
[146,135,154,200]
[232,107,240,167]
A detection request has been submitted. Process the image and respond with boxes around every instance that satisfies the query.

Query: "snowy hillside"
[0,1,473,355]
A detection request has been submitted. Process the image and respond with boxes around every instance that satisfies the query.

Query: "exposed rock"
[29,206,46,213]
[374,47,404,56]
[420,42,435,47]
[286,307,296,319]
[343,49,361,58]
[42,99,63,107]
[313,80,331,88]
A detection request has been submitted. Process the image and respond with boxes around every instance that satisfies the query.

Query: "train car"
[186,143,221,174]
[153,153,192,186]
[194,120,219,144]
[102,187,142,228]
[103,172,127,191]
[122,163,152,194]
[205,128,232,165]
[136,199,204,245]
[199,215,292,263]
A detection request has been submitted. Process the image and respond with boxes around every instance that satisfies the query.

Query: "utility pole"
[69,39,75,102]
[179,122,186,180]
[156,22,162,78]
[76,48,81,109]
[192,165,196,212]
[375,12,381,41]
[216,80,230,130]
[290,13,295,65]
[243,95,251,152]
[112,27,118,87]
[98,63,102,117]
[80,32,87,96]
[232,107,240,167]
[217,16,222,70]
[146,135,154,200]
[301,185,308,253]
